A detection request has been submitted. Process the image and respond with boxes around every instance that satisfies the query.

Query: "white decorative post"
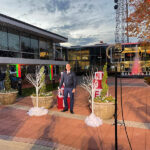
[84,71,103,127]
[92,75,94,114]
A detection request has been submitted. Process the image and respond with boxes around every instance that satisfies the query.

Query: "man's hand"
[72,88,75,93]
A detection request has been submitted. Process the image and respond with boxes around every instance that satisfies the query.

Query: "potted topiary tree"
[0,65,18,105]
[94,63,115,119]
[26,66,54,109]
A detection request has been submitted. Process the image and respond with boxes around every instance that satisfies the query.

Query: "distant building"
[64,44,108,75]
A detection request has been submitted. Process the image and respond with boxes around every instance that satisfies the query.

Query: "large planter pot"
[31,96,54,109]
[0,91,18,105]
[94,102,115,120]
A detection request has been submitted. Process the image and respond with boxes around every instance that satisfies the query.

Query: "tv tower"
[114,0,129,43]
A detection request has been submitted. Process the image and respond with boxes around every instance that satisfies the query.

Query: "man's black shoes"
[61,109,68,112]
[70,110,74,114]
[61,109,74,114]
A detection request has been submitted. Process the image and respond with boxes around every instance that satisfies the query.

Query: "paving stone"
[0,79,150,150]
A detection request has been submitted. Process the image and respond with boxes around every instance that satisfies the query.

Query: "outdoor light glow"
[131,57,142,75]
[49,65,53,80]
[131,46,142,75]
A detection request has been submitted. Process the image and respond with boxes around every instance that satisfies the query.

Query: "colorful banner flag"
[49,65,53,80]
[16,64,21,78]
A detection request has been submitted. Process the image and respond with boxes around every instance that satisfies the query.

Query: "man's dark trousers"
[64,87,74,111]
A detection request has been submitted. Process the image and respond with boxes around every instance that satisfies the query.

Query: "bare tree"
[26,66,45,107]
[80,68,98,101]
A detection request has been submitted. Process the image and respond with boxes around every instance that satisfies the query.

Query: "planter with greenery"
[94,63,115,119]
[27,66,54,109]
[0,66,18,105]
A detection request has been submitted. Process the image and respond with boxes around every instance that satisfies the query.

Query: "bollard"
[52,79,55,89]
[18,78,22,95]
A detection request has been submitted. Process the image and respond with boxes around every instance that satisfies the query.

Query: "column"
[53,43,56,60]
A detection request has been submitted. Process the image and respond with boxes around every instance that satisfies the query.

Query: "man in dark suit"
[59,64,76,114]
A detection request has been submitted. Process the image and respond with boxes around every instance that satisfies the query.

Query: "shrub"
[39,66,46,95]
[4,65,11,91]
[101,63,108,98]
[94,95,115,103]
[94,63,115,103]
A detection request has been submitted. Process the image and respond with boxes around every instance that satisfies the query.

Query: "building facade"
[0,13,68,75]
[64,44,108,75]
[107,43,150,73]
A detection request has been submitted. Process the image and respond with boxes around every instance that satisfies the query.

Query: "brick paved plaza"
[0,77,150,150]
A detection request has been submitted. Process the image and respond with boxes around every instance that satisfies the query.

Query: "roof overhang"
[0,14,68,43]
[0,57,68,65]
[69,44,109,49]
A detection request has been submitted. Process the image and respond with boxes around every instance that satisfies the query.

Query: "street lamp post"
[98,56,102,70]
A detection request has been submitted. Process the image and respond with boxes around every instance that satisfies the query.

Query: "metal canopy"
[0,57,68,65]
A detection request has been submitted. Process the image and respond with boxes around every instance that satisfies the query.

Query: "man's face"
[66,64,71,71]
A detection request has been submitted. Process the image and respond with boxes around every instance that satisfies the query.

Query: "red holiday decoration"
[131,57,142,75]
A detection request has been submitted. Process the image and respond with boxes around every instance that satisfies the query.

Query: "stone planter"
[31,96,54,109]
[94,102,115,120]
[0,91,18,105]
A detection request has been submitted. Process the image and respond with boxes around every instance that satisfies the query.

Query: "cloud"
[0,0,116,46]
[45,0,71,13]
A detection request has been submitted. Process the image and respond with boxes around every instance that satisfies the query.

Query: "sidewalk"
[0,78,150,150]
[0,139,53,150]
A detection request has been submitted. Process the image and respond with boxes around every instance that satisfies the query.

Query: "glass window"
[81,49,89,60]
[145,52,150,60]
[90,56,97,65]
[0,26,8,50]
[95,47,100,56]
[0,50,8,57]
[21,33,31,53]
[55,46,65,61]
[55,50,61,60]
[69,61,75,69]
[68,50,77,60]
[68,48,81,60]
[39,39,49,59]
[40,40,46,50]
[0,50,20,58]
[125,53,135,61]
[89,47,95,55]
[8,51,20,58]
[62,50,66,61]
[62,47,67,61]
[101,47,106,66]
[8,29,19,51]
[31,36,39,59]
[31,36,39,54]
[80,61,90,70]
[76,51,81,60]
[22,53,34,59]
[47,41,53,59]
